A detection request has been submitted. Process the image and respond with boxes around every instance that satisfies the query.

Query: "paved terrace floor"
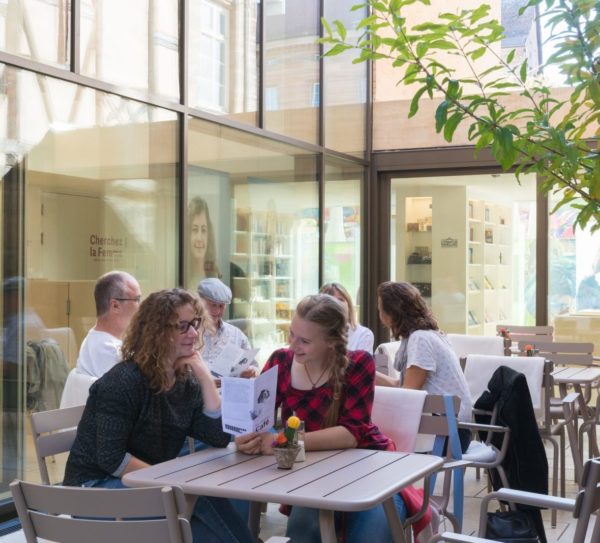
[1,435,597,542]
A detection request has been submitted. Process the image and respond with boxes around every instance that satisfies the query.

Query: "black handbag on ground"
[485,510,541,542]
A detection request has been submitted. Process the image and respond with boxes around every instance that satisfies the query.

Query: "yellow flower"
[287,416,301,430]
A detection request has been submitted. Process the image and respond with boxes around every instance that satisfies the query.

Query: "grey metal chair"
[428,456,600,543]
[30,404,85,485]
[11,480,193,543]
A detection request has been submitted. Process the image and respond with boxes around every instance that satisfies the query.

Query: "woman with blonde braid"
[235,294,407,542]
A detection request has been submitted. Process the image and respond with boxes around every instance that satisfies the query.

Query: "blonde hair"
[295,294,348,428]
[319,282,357,329]
[121,288,211,392]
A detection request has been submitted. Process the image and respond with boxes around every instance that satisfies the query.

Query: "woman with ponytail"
[235,294,407,542]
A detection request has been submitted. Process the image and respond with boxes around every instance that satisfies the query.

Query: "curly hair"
[319,282,357,329]
[188,196,220,278]
[377,281,438,340]
[120,288,210,392]
[295,294,348,428]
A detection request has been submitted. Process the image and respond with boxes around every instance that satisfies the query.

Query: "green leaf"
[408,86,428,118]
[519,59,528,83]
[435,100,449,133]
[321,17,332,37]
[333,20,347,42]
[470,47,487,61]
[506,49,516,64]
[443,112,463,142]
[323,43,353,57]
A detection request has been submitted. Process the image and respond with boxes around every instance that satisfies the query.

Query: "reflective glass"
[0,63,178,498]
[0,0,70,68]
[323,158,363,319]
[264,0,319,143]
[187,118,319,363]
[80,0,179,100]
[390,172,536,334]
[549,196,600,356]
[323,0,367,157]
[188,0,259,124]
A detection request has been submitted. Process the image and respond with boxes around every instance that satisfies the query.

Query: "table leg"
[248,501,262,541]
[319,509,337,543]
[382,497,407,543]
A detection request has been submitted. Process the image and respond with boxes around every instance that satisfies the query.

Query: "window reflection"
[188,118,319,363]
[0,63,178,497]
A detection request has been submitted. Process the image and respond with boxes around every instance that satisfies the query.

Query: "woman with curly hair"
[235,293,407,542]
[376,281,472,452]
[63,288,253,543]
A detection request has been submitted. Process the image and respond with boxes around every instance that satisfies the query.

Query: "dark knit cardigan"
[63,360,230,486]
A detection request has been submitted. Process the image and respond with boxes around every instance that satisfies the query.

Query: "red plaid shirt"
[263,349,393,451]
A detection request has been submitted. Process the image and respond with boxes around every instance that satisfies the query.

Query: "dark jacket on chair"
[475,365,548,542]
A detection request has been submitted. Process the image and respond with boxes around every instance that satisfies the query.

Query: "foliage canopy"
[321,0,600,230]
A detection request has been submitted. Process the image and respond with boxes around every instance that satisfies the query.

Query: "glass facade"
[390,173,537,335]
[264,0,319,143]
[0,0,582,512]
[188,0,260,123]
[187,118,319,363]
[0,64,178,497]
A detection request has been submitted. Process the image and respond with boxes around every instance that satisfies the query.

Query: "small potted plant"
[523,344,538,357]
[497,327,511,340]
[272,415,302,469]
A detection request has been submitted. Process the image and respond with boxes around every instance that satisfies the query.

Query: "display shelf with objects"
[230,208,295,356]
[467,200,512,335]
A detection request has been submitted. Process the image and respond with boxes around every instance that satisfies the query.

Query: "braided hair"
[295,294,349,428]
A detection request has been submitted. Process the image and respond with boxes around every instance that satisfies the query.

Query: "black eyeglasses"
[114,295,142,304]
[172,317,202,334]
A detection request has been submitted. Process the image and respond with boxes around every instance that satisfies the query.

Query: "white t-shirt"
[395,329,472,423]
[348,324,374,354]
[76,328,122,378]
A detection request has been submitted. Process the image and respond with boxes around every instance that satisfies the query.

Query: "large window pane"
[549,197,600,356]
[0,63,178,497]
[264,0,319,143]
[80,0,179,100]
[323,158,363,318]
[323,1,367,158]
[0,0,70,68]
[390,173,536,334]
[188,0,259,125]
[187,118,319,363]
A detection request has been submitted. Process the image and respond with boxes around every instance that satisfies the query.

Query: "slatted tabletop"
[552,366,600,385]
[124,444,443,543]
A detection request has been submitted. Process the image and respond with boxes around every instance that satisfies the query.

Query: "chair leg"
[543,435,559,528]
[559,428,566,497]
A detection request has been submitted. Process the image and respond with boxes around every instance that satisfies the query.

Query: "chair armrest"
[472,408,493,417]
[482,489,576,512]
[440,459,473,471]
[429,533,495,543]
[458,422,508,434]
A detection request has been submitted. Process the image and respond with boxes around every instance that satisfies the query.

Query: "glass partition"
[187,117,319,363]
[323,157,364,319]
[0,63,178,497]
[0,0,70,68]
[549,196,600,355]
[390,172,536,335]
[188,0,259,125]
[264,0,319,143]
[80,0,179,100]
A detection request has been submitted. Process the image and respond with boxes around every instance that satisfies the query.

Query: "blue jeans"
[285,492,407,543]
[83,476,254,543]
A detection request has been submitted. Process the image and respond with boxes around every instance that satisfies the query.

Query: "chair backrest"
[497,324,554,344]
[446,334,505,359]
[10,480,193,543]
[374,340,402,379]
[518,340,594,367]
[572,457,600,543]
[418,394,462,456]
[463,355,551,422]
[59,368,97,409]
[372,386,427,452]
[30,405,85,485]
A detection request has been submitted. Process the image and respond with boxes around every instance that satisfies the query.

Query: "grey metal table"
[123,443,443,543]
